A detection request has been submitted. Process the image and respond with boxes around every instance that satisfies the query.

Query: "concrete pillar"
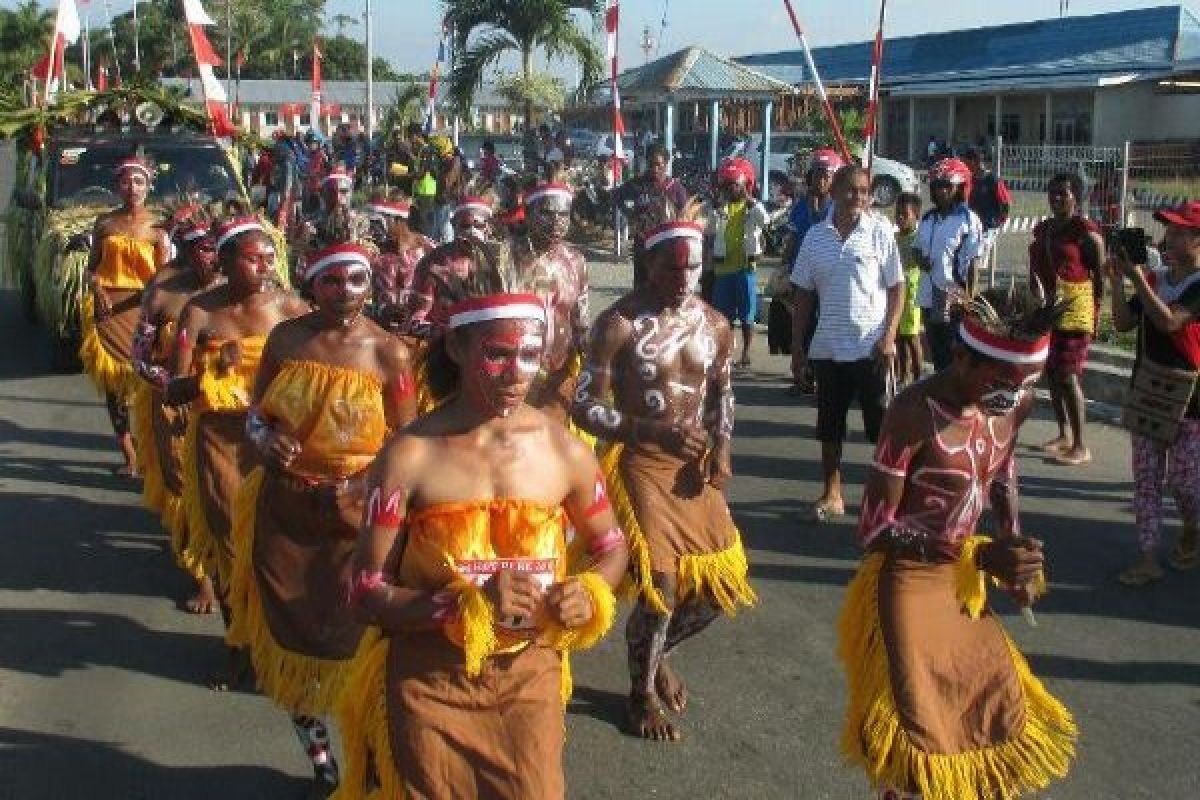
[947,96,956,149]
[761,98,774,203]
[710,99,720,170]
[664,100,675,174]
[907,96,917,164]
[1043,93,1053,145]
[1090,90,1101,146]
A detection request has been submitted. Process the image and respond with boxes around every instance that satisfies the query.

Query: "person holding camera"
[1107,201,1200,587]
[1029,172,1106,467]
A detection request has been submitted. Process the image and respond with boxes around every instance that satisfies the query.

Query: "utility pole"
[132,0,140,73]
[225,0,233,113]
[365,0,374,140]
[640,25,655,65]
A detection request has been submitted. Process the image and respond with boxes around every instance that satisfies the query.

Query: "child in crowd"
[895,192,924,385]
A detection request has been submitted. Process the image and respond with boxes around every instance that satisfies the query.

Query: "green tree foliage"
[0,1,55,92]
[443,0,603,131]
[76,0,400,83]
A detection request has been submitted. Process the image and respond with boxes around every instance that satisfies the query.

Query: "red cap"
[1154,200,1200,230]
[717,156,756,193]
[929,157,972,187]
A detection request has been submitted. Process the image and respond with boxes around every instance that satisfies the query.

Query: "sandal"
[1116,561,1164,587]
[800,501,845,524]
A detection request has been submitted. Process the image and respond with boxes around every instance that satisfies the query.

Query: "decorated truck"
[2,87,271,371]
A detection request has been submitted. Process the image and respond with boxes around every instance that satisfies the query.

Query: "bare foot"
[628,692,681,742]
[208,647,252,692]
[114,463,140,478]
[1117,553,1164,587]
[1040,435,1070,454]
[801,494,845,524]
[655,660,688,713]
[184,576,218,615]
[1051,447,1091,466]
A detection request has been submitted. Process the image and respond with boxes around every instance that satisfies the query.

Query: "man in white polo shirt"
[790,166,904,522]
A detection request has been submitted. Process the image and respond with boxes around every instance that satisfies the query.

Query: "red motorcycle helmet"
[808,147,846,174]
[928,157,972,187]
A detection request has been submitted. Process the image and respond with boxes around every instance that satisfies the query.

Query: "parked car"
[725,132,919,206]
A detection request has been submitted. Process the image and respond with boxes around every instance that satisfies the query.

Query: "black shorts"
[813,358,888,444]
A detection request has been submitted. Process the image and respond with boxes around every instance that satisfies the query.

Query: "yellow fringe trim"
[837,548,1077,800]
[181,411,227,584]
[163,492,206,582]
[225,467,357,716]
[600,443,757,614]
[78,292,138,400]
[332,629,403,800]
[198,367,251,412]
[454,580,498,679]
[542,572,617,652]
[131,384,166,515]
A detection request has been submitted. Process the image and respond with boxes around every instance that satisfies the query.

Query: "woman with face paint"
[572,213,756,743]
[337,254,628,799]
[513,182,590,423]
[364,193,435,338]
[131,204,226,615]
[840,287,1077,800]
[223,243,416,798]
[168,215,310,689]
[79,155,170,476]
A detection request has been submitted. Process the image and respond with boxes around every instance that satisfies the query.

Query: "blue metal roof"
[738,4,1200,88]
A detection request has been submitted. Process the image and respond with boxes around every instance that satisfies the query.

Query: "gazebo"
[617,46,799,200]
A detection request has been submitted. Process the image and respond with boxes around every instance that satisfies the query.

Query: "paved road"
[1,261,1199,798]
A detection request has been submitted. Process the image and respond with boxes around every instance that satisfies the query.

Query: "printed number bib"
[456,557,558,631]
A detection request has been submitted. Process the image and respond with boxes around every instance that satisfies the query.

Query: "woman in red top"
[1028,173,1105,466]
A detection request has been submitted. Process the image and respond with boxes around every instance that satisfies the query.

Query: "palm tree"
[443,0,603,156]
[329,12,359,37]
[0,1,55,91]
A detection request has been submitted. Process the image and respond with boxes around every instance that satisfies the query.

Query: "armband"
[588,527,625,559]
[347,569,387,609]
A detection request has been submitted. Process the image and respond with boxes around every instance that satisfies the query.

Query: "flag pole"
[781,0,852,165]
[863,0,888,170]
[365,0,374,140]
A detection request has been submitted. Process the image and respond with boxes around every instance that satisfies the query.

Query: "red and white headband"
[214,217,265,251]
[323,170,353,188]
[304,243,372,283]
[644,221,704,251]
[454,197,493,219]
[959,317,1050,365]
[447,293,546,330]
[179,223,211,243]
[116,158,153,180]
[366,201,410,219]
[526,183,573,208]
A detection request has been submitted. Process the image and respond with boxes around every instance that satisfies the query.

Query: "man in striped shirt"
[790,166,905,522]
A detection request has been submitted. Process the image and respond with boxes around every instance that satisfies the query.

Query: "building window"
[987,113,1021,143]
[264,111,279,126]
[300,113,311,126]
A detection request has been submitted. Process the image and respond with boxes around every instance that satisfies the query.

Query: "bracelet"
[346,569,387,609]
[246,407,272,450]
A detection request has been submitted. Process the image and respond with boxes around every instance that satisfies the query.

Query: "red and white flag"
[35,0,82,102]
[311,39,323,131]
[182,0,236,137]
[605,1,626,180]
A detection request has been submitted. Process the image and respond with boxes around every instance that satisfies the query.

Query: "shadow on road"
[1025,653,1200,686]
[567,685,628,733]
[0,727,300,800]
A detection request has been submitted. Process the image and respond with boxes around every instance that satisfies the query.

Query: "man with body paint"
[336,249,628,799]
[512,182,590,423]
[572,214,757,742]
[364,192,436,339]
[224,243,416,799]
[406,195,498,337]
[167,215,309,690]
[839,287,1076,800]
[292,165,373,284]
[131,205,225,616]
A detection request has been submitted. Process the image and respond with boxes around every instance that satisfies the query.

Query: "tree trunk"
[521,47,538,170]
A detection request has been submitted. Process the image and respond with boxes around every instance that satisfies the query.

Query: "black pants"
[926,322,955,372]
[813,358,888,444]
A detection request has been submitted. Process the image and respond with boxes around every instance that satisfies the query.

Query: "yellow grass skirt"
[837,540,1076,800]
[78,292,138,400]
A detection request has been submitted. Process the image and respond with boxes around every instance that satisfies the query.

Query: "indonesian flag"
[35,0,82,102]
[311,39,322,130]
[96,64,108,91]
[605,2,626,179]
[182,0,236,137]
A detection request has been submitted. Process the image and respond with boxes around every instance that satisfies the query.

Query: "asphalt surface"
[2,249,1200,798]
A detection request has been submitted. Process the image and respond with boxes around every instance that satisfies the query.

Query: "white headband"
[958,321,1050,365]
[214,222,265,251]
[181,228,209,243]
[447,297,546,330]
[366,203,410,219]
[644,225,704,251]
[454,202,493,218]
[526,187,574,207]
[304,248,372,283]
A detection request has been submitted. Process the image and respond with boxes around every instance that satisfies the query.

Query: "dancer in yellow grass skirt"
[131,206,225,614]
[224,243,415,798]
[79,156,169,475]
[841,288,1076,800]
[571,215,755,743]
[336,248,628,800]
[166,215,308,688]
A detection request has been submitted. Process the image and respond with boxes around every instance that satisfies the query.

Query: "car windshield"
[50,142,242,208]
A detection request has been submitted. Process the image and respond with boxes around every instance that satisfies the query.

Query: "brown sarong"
[252,471,365,661]
[191,411,254,580]
[80,289,142,399]
[385,633,564,800]
[619,444,737,574]
[152,397,188,496]
[878,555,1024,755]
[96,289,141,362]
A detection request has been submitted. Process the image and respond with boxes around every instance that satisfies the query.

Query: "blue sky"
[10,1,1191,74]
